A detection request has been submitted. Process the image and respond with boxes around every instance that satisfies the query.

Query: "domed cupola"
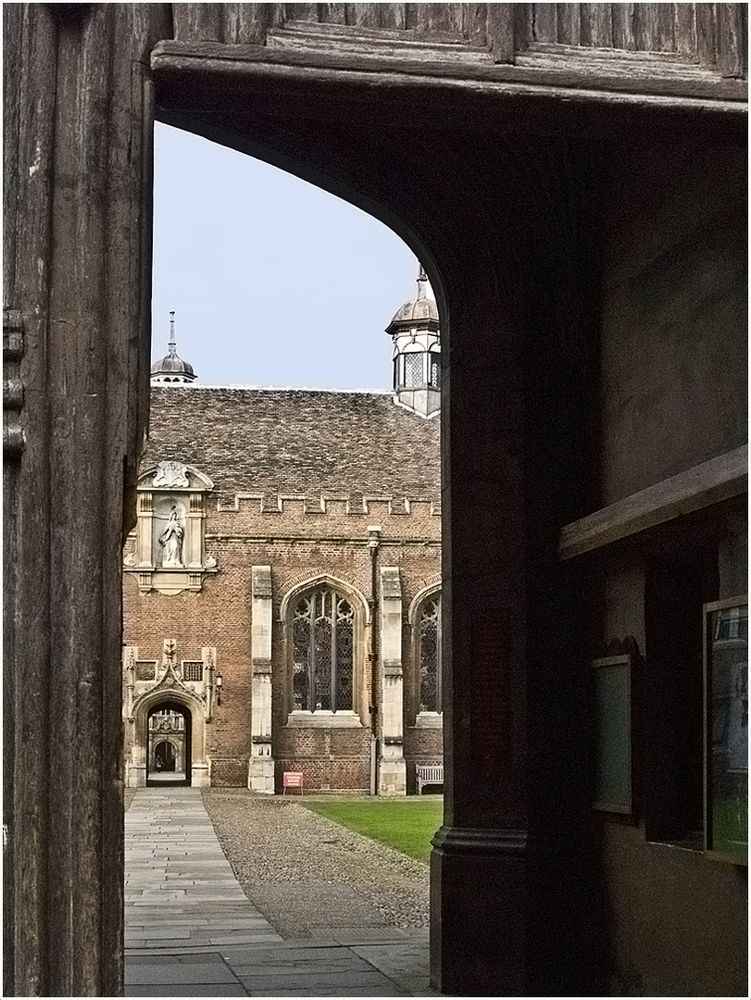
[151,311,197,384]
[386,265,440,417]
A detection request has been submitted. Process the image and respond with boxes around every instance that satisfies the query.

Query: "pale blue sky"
[151,123,419,389]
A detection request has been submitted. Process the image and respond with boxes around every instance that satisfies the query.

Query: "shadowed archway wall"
[3,4,746,997]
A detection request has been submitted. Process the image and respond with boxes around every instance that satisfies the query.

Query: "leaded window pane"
[419,596,441,713]
[291,588,355,712]
[404,353,423,388]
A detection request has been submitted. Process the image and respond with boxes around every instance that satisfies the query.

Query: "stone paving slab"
[127,985,248,997]
[234,969,407,995]
[125,788,281,954]
[126,960,238,985]
[124,789,439,997]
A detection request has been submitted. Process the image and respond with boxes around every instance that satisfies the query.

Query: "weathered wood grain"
[424,2,464,34]
[580,3,613,47]
[513,2,533,51]
[557,2,582,44]
[2,23,22,995]
[285,2,318,22]
[153,35,747,104]
[345,3,384,28]
[222,3,273,43]
[466,3,488,47]
[173,2,221,41]
[4,3,170,995]
[558,446,748,560]
[717,3,746,78]
[533,3,557,43]
[319,3,346,24]
[634,2,675,52]
[674,3,696,58]
[487,3,517,62]
[611,3,636,50]
[378,4,408,30]
[5,6,57,994]
[695,2,717,66]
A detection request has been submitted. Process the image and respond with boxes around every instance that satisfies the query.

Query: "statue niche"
[124,461,217,594]
[158,503,185,568]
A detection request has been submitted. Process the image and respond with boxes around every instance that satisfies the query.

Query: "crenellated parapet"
[213,492,440,517]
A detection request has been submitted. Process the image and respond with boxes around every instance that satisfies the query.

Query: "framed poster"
[704,597,748,865]
[591,653,633,816]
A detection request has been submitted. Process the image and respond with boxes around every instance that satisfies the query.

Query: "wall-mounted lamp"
[216,672,223,707]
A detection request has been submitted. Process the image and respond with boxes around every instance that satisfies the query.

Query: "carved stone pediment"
[153,460,189,489]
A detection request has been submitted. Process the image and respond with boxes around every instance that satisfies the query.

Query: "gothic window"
[292,588,355,712]
[418,594,442,713]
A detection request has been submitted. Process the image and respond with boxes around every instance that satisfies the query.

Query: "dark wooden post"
[430,258,531,996]
[2,5,170,995]
[429,135,599,996]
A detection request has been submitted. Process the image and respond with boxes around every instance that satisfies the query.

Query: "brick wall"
[123,386,442,791]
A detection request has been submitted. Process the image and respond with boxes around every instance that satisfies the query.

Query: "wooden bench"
[416,763,444,795]
[282,771,304,795]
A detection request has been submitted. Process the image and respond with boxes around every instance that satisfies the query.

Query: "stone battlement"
[214,493,440,517]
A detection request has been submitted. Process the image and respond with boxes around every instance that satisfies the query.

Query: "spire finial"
[168,310,176,355]
[416,264,428,300]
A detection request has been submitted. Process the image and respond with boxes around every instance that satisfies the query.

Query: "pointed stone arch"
[279,573,371,625]
[280,573,371,725]
[408,580,442,628]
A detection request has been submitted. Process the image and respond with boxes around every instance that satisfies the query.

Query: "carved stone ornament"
[153,460,190,489]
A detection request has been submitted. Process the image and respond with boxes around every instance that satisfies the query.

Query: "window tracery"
[418,594,442,714]
[292,588,355,712]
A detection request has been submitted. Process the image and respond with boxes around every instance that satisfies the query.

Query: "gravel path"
[202,790,430,940]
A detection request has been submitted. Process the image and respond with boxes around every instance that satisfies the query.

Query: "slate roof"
[144,386,440,501]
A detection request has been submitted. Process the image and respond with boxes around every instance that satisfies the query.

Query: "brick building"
[122,269,442,794]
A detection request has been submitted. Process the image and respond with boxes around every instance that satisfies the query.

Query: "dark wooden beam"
[558,445,748,560]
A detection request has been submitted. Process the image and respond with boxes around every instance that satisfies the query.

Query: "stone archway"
[146,703,190,785]
[129,690,208,789]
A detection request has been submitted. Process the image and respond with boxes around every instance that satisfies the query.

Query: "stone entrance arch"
[3,5,746,998]
[130,691,207,789]
[145,703,190,784]
[153,739,176,771]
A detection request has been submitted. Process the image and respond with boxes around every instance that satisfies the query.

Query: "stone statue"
[159,505,184,568]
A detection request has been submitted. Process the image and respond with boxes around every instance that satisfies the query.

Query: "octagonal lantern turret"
[386,266,440,417]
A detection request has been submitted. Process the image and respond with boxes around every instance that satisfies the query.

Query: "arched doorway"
[146,702,192,786]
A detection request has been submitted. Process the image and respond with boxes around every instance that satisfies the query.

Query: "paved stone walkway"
[125,789,437,997]
[125,788,282,952]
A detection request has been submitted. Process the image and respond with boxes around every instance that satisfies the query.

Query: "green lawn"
[301,798,443,863]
